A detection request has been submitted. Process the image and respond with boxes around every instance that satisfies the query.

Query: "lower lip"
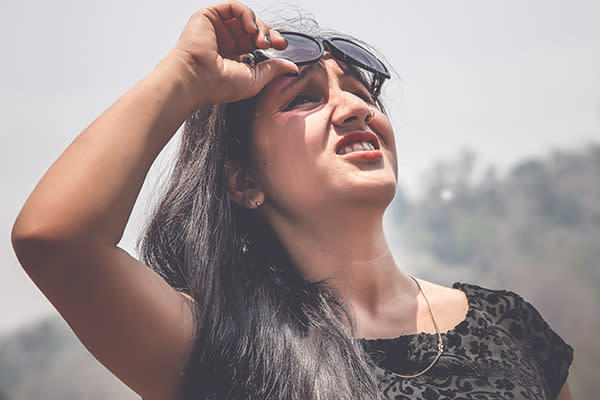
[339,150,383,160]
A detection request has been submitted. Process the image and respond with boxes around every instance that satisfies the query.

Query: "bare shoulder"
[414,278,469,333]
[415,278,467,306]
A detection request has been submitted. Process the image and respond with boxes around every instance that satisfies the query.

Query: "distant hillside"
[1,144,598,399]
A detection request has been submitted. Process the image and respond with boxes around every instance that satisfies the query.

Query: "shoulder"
[452,281,525,306]
[451,281,530,323]
[449,282,574,399]
[415,279,470,333]
[451,282,558,328]
[448,281,555,340]
[411,279,524,330]
[456,283,573,383]
[453,282,574,372]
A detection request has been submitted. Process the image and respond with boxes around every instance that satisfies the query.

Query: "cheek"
[250,127,332,207]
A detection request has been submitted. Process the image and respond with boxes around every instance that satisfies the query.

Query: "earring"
[240,236,250,255]
[248,197,263,208]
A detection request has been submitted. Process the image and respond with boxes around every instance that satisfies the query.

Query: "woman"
[11,2,573,399]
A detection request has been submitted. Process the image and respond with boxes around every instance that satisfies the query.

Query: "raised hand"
[158,1,298,108]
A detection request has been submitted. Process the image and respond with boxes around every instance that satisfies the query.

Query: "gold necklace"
[388,276,444,379]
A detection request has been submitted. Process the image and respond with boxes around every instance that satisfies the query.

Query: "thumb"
[250,58,299,92]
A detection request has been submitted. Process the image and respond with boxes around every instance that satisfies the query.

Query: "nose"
[330,83,374,129]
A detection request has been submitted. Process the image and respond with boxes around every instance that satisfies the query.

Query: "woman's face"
[248,55,398,221]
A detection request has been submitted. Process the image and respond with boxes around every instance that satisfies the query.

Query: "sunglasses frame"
[244,31,390,96]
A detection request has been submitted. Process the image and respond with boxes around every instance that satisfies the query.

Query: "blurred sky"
[1,0,599,336]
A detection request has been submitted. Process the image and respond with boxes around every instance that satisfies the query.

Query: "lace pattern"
[361,283,573,400]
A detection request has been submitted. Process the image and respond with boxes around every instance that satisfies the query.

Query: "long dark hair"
[139,22,388,400]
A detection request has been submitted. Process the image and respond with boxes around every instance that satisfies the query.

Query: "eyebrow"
[278,62,326,97]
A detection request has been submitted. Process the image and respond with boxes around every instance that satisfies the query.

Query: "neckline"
[359,282,470,342]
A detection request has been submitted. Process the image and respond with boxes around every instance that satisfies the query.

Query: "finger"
[223,17,253,54]
[250,58,299,93]
[213,2,271,51]
[201,7,240,56]
[253,19,272,50]
[213,17,238,56]
[269,29,288,51]
[214,1,258,35]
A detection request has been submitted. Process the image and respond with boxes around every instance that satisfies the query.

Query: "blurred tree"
[392,143,600,399]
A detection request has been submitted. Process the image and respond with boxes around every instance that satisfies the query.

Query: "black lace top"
[361,283,574,400]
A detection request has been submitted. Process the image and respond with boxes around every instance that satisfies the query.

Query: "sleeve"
[518,296,574,399]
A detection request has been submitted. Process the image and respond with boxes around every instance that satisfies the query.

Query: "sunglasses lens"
[330,38,389,77]
[261,33,322,64]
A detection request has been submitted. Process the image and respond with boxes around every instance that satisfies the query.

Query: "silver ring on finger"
[243,53,256,68]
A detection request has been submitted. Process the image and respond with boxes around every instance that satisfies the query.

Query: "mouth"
[335,131,381,156]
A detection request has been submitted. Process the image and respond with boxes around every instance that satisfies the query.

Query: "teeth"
[340,145,350,154]
[339,141,376,155]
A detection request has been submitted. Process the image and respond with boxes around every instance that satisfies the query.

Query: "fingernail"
[253,20,258,32]
[265,34,271,46]
[284,70,299,77]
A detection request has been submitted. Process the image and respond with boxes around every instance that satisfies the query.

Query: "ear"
[225,161,265,209]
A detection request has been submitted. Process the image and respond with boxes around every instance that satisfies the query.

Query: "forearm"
[13,61,198,253]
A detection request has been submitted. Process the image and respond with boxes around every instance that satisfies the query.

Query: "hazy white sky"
[1,0,599,335]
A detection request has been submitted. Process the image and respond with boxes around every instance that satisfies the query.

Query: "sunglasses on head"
[244,32,390,97]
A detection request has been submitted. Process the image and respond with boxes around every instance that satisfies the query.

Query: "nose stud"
[365,110,375,123]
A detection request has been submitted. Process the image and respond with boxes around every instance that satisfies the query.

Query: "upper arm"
[14,238,195,399]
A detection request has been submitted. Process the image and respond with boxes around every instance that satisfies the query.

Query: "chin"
[340,175,397,207]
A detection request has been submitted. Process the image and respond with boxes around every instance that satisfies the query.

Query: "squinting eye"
[284,94,318,111]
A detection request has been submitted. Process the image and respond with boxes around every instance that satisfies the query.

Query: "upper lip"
[335,131,381,154]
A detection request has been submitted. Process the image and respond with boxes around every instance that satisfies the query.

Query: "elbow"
[11,215,74,272]
[13,211,50,248]
[12,218,49,272]
[12,208,111,273]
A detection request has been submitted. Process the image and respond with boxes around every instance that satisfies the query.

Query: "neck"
[267,205,414,313]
